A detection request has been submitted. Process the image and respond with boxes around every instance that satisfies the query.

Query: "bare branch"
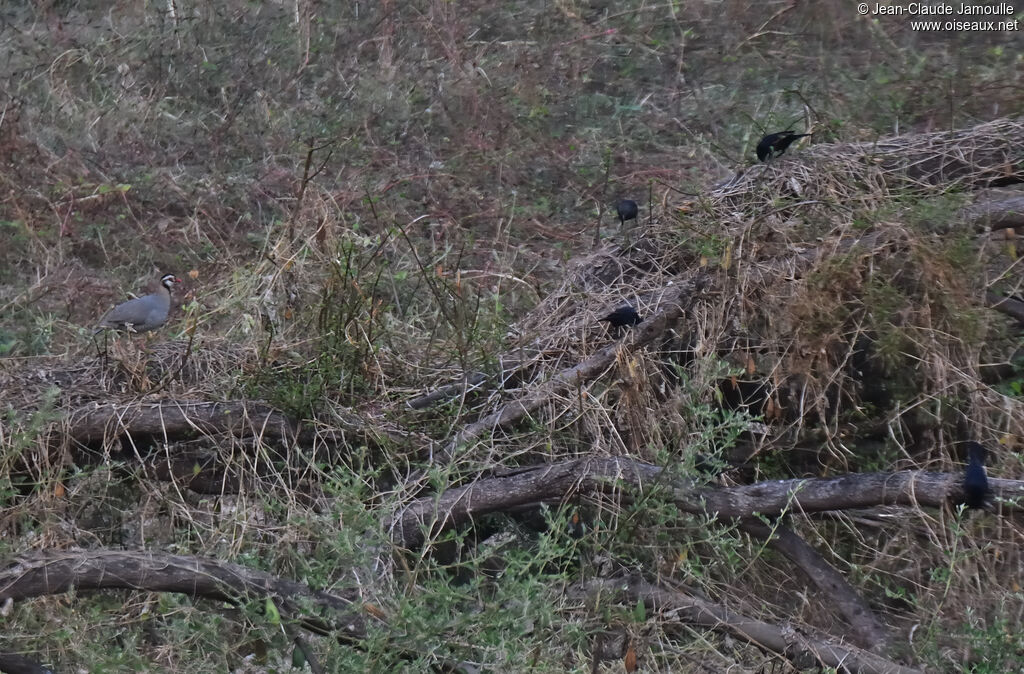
[0,551,470,671]
[574,575,923,674]
[738,518,891,650]
[0,550,369,643]
[444,276,707,456]
[407,372,487,410]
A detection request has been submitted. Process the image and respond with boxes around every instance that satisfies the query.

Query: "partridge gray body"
[94,274,181,334]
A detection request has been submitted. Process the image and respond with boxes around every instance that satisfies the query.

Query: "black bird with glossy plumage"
[600,305,642,328]
[756,131,811,162]
[616,199,638,226]
[963,441,990,509]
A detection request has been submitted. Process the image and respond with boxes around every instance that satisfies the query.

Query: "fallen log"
[986,292,1024,325]
[67,400,301,446]
[738,518,890,651]
[63,399,429,457]
[573,575,923,674]
[962,194,1024,232]
[0,549,476,672]
[0,550,368,642]
[391,455,1024,548]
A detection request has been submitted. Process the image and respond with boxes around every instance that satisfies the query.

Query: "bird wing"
[143,299,169,328]
[99,296,147,326]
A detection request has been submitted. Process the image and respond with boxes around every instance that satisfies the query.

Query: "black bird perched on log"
[963,441,990,509]
[616,199,638,226]
[600,305,642,328]
[756,131,811,162]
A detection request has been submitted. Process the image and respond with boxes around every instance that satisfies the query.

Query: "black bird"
[963,441,990,509]
[600,305,642,328]
[756,131,811,162]
[616,199,638,226]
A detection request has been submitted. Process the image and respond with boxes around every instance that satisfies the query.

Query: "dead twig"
[443,276,706,458]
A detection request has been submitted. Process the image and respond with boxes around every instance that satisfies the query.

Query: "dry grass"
[2,1,1024,671]
[4,116,1023,674]
[472,118,1023,470]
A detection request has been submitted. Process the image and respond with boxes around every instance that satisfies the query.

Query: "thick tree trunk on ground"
[67,400,304,446]
[391,456,1023,548]
[963,195,1024,231]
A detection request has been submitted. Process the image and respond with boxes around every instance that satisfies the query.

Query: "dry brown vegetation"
[2,2,1024,672]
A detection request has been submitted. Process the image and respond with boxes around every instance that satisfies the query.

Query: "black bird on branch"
[600,306,642,328]
[756,131,811,162]
[963,441,990,509]
[616,199,638,226]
